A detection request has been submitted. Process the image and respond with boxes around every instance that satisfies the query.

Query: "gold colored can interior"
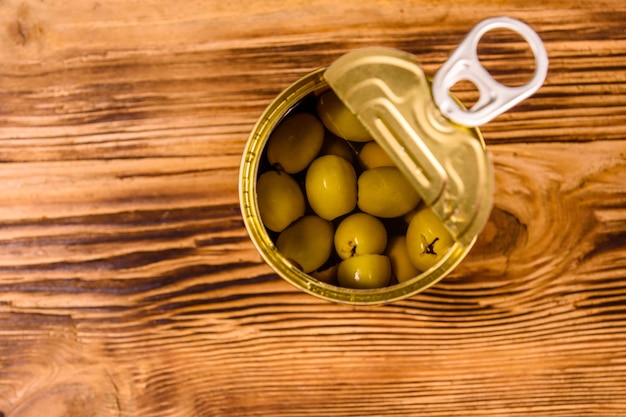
[239,68,486,305]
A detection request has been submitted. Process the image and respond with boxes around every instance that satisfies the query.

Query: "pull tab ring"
[432,16,548,127]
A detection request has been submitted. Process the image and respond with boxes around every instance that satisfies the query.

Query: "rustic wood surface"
[1,0,625,416]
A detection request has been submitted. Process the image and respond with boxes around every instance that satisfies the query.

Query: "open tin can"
[240,17,548,305]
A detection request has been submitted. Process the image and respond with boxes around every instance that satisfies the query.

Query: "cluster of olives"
[256,89,454,290]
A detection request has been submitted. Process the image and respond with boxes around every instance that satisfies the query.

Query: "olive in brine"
[406,206,454,272]
[311,264,338,285]
[359,141,395,169]
[316,90,371,142]
[385,236,420,283]
[266,112,324,173]
[357,167,420,218]
[276,215,334,273]
[257,170,305,232]
[319,133,356,165]
[305,155,357,221]
[337,254,391,289]
[334,213,387,260]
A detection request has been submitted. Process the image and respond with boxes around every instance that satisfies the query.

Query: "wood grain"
[1,0,625,416]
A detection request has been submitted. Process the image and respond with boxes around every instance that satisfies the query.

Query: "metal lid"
[323,17,547,246]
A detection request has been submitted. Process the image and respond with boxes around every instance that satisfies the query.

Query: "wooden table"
[1,1,625,415]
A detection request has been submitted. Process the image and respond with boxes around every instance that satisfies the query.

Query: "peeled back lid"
[323,17,548,247]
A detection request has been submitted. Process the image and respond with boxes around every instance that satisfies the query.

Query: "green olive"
[266,112,324,173]
[385,236,420,283]
[316,90,371,142]
[276,215,334,273]
[305,154,357,221]
[319,132,356,165]
[337,254,391,289]
[403,207,418,225]
[257,170,305,232]
[357,167,421,218]
[311,264,338,285]
[406,206,454,272]
[359,141,395,169]
[334,212,387,260]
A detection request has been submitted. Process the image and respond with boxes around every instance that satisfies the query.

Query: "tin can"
[239,17,548,305]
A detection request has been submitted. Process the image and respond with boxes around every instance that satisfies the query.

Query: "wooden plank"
[0,0,625,416]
